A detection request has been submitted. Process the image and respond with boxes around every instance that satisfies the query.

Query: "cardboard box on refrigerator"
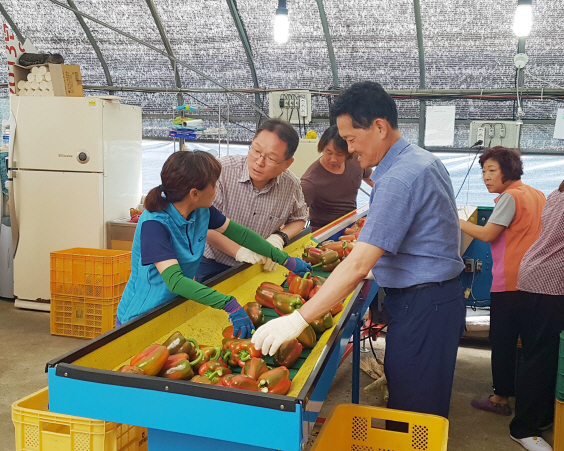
[13,63,83,97]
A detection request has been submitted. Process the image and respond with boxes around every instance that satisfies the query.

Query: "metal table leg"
[352,312,361,404]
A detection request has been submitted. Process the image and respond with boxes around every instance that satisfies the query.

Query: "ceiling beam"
[67,0,113,89]
[315,0,339,89]
[145,0,183,106]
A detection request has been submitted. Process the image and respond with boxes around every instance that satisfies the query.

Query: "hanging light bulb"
[513,0,532,37]
[274,0,289,44]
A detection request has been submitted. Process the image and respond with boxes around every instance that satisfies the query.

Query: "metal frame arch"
[226,0,263,123]
[0,3,25,44]
[413,0,426,146]
[47,0,268,118]
[67,0,113,88]
[315,0,339,89]
[145,0,183,106]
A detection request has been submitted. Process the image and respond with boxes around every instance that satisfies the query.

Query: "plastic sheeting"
[1,0,564,149]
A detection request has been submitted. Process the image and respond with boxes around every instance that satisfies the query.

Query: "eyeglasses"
[248,146,286,167]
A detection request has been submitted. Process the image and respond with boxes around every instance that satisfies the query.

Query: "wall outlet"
[476,127,485,146]
[299,96,307,117]
[268,90,311,125]
[470,121,521,148]
[464,258,475,273]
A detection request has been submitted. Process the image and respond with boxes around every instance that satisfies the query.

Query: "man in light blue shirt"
[252,81,465,419]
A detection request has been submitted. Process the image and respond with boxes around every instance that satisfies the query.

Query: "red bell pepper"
[158,358,194,380]
[309,285,321,298]
[162,331,186,354]
[311,250,339,267]
[311,312,333,334]
[319,259,341,272]
[193,345,221,371]
[273,292,304,316]
[330,302,344,316]
[343,242,354,257]
[339,230,360,242]
[130,344,169,376]
[285,272,298,287]
[243,302,265,327]
[288,272,313,299]
[297,325,317,349]
[191,374,217,385]
[273,339,303,368]
[255,282,284,309]
[194,365,232,384]
[118,365,146,375]
[258,367,292,395]
[344,225,360,236]
[198,359,229,376]
[355,217,366,228]
[321,241,348,259]
[242,357,269,380]
[312,276,326,287]
[159,353,189,372]
[222,325,241,338]
[222,374,260,391]
[302,247,323,265]
[230,339,262,367]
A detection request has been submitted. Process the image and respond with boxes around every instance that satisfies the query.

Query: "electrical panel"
[469,121,521,149]
[268,90,311,125]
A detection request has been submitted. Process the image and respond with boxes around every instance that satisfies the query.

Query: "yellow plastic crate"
[50,248,131,299]
[12,388,147,451]
[50,294,120,339]
[555,399,564,451]
[311,404,449,451]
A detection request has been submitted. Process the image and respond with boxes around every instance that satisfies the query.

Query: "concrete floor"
[0,298,555,451]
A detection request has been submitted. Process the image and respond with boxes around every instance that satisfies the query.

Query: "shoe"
[510,435,553,451]
[470,396,513,416]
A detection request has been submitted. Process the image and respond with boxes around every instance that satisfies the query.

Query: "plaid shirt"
[204,154,308,266]
[518,189,564,296]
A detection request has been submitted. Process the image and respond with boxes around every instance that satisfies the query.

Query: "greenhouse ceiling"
[1,0,563,151]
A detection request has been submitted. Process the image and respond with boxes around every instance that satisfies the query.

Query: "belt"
[383,277,459,296]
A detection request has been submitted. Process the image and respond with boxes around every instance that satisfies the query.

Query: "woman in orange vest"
[460,147,546,421]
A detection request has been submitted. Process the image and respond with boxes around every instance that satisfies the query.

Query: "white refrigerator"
[8,96,142,310]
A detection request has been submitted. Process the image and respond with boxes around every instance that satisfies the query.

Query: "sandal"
[471,396,513,416]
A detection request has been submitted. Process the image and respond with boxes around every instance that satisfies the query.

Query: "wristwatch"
[273,230,290,246]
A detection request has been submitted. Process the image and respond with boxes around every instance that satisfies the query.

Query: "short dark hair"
[255,119,299,159]
[559,179,564,192]
[317,125,352,159]
[144,151,221,212]
[479,146,523,182]
[330,81,399,130]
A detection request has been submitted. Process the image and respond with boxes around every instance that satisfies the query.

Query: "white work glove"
[266,233,285,250]
[252,311,309,355]
[262,234,285,272]
[235,247,266,265]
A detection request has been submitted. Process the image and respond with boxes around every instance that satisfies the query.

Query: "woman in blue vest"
[116,151,311,338]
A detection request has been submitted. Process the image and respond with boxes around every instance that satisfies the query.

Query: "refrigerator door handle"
[7,110,19,258]
[6,179,19,259]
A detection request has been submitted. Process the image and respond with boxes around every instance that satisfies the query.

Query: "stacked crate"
[50,248,131,339]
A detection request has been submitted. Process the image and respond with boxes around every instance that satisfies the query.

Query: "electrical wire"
[455,148,481,199]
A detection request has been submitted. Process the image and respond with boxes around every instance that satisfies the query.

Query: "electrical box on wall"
[268,90,311,125]
[469,121,521,149]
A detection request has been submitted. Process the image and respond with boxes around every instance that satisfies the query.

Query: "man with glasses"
[195,119,308,283]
